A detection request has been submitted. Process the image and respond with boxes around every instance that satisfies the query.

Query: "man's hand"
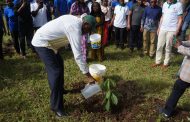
[174,41,182,48]
[85,72,96,84]
[157,28,160,35]
[140,26,144,32]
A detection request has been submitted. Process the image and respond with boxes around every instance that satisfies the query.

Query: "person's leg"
[11,31,20,54]
[137,26,143,50]
[162,79,190,117]
[149,31,157,57]
[0,30,3,59]
[129,26,135,52]
[114,27,120,48]
[181,21,189,41]
[155,30,167,64]
[119,28,126,49]
[34,47,64,112]
[164,31,175,66]
[26,28,35,52]
[19,32,26,57]
[143,29,150,55]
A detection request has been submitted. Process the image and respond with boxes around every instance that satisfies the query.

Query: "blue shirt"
[4,6,18,32]
[127,0,136,10]
[185,4,190,22]
[141,5,162,32]
[111,0,119,8]
[54,0,68,17]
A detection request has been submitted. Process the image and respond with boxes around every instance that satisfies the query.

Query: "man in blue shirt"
[181,3,190,41]
[4,0,20,55]
[54,0,68,18]
[127,0,136,9]
[141,0,162,58]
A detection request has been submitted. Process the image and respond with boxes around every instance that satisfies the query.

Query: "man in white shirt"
[32,15,96,117]
[152,0,183,68]
[30,0,48,30]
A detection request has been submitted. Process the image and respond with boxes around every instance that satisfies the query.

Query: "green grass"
[0,42,189,121]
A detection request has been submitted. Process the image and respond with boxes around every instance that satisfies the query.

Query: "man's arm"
[175,41,190,57]
[176,15,183,36]
[31,2,43,17]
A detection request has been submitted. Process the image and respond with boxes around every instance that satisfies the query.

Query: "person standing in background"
[54,0,68,18]
[15,0,34,59]
[31,0,48,31]
[141,0,162,58]
[4,0,20,55]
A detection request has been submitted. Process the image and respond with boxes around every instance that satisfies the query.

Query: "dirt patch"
[67,80,189,121]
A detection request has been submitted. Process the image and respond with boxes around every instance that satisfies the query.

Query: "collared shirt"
[178,41,190,83]
[32,15,88,74]
[160,2,183,31]
[113,4,129,28]
[141,5,162,32]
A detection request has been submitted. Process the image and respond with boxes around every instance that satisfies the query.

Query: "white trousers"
[155,30,175,65]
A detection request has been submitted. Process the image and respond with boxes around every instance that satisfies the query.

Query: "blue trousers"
[181,21,190,41]
[35,47,64,111]
[163,79,190,116]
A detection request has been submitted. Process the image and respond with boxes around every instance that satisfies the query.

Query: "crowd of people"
[0,0,190,119]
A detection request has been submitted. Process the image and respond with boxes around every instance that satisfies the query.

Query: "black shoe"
[55,110,68,117]
[63,89,69,94]
[159,108,171,118]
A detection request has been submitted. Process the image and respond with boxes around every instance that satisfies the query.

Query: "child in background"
[110,0,129,49]
[101,0,111,46]
[90,2,105,61]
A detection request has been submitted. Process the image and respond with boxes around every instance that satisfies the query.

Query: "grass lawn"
[0,38,190,121]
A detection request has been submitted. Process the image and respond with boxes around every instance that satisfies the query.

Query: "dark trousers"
[35,47,64,111]
[0,30,3,59]
[129,25,143,50]
[163,79,190,116]
[19,27,34,56]
[114,27,126,47]
[11,31,20,54]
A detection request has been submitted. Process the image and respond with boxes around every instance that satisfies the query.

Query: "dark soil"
[67,80,189,121]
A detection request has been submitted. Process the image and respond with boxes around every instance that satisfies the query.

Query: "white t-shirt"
[113,5,129,28]
[101,5,111,21]
[160,2,183,31]
[30,2,48,27]
[32,15,88,74]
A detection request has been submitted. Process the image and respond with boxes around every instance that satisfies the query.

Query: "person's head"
[82,15,96,34]
[36,0,43,4]
[167,0,176,3]
[6,0,14,7]
[101,0,108,6]
[91,2,101,14]
[137,0,143,5]
[119,0,125,5]
[150,0,157,7]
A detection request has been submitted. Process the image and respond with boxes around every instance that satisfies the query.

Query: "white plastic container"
[81,83,101,99]
[89,64,106,82]
[90,34,101,49]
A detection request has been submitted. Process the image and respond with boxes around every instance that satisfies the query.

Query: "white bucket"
[81,83,101,99]
[89,64,106,82]
[90,34,101,49]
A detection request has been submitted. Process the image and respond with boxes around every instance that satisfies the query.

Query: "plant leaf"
[105,99,110,111]
[110,80,116,88]
[111,93,118,105]
[106,90,111,99]
[107,80,110,90]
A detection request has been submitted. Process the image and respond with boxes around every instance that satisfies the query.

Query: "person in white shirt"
[152,0,183,68]
[110,0,129,49]
[32,15,96,117]
[30,0,48,30]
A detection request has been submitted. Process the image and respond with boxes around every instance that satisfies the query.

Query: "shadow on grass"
[105,51,132,61]
[0,55,44,90]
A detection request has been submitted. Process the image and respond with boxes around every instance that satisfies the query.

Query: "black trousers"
[114,27,126,47]
[11,31,20,54]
